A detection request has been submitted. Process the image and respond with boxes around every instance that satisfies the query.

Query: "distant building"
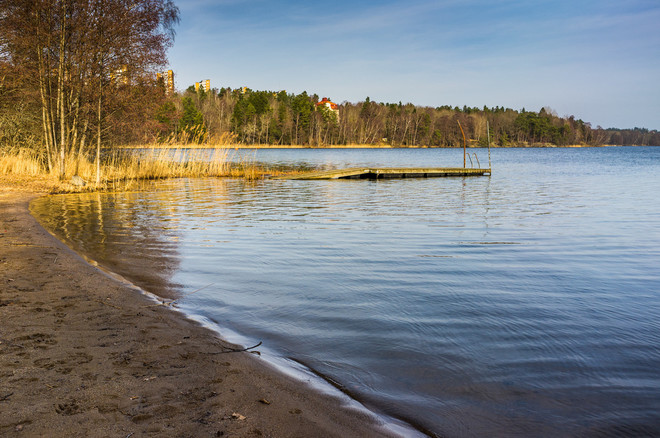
[195,79,211,92]
[165,70,174,94]
[157,70,175,95]
[111,65,129,85]
[317,97,340,122]
[166,70,174,94]
[317,97,339,111]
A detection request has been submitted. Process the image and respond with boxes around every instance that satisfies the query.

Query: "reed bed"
[153,129,238,148]
[0,148,43,176]
[0,145,281,192]
[105,148,233,180]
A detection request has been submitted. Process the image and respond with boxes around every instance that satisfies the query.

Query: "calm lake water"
[32,147,660,437]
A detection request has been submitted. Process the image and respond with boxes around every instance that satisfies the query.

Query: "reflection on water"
[32,148,660,437]
[32,189,185,299]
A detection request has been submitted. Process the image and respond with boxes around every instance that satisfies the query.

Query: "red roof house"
[317,97,339,111]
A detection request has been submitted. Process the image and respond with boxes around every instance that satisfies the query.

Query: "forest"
[165,86,660,148]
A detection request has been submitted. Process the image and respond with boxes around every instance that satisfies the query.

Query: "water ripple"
[32,147,660,437]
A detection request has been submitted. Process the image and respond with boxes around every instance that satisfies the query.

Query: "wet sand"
[0,187,401,437]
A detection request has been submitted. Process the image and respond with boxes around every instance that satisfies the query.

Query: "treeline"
[157,87,660,147]
[597,127,660,147]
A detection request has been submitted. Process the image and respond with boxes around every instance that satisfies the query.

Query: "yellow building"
[157,70,175,95]
[195,79,211,92]
[111,65,129,85]
[166,70,174,95]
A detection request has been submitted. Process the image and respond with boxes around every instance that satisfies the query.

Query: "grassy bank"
[0,147,279,193]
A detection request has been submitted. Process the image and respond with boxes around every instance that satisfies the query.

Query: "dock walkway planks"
[281,167,491,180]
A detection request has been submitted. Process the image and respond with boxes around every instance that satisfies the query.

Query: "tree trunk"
[34,5,54,172]
[75,117,90,175]
[57,0,67,180]
[96,85,102,185]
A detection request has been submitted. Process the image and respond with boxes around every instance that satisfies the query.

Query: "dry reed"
[1,145,273,191]
[0,148,43,176]
[156,127,238,147]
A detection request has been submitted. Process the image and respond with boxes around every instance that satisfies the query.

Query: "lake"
[31,147,660,437]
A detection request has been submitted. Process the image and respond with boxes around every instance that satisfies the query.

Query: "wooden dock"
[282,167,491,180]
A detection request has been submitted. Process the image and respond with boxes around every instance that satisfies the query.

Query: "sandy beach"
[0,185,401,437]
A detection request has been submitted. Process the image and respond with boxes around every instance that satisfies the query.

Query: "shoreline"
[0,187,405,437]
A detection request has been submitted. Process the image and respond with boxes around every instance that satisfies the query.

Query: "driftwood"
[208,341,262,355]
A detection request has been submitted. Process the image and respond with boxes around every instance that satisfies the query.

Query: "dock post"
[458,121,467,168]
[487,120,492,169]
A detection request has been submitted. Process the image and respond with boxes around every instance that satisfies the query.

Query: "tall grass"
[0,148,43,176]
[105,148,233,180]
[156,128,238,148]
[1,145,275,191]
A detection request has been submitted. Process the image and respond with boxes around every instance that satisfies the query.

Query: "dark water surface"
[32,148,660,437]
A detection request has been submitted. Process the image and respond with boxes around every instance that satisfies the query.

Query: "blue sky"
[168,0,660,130]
